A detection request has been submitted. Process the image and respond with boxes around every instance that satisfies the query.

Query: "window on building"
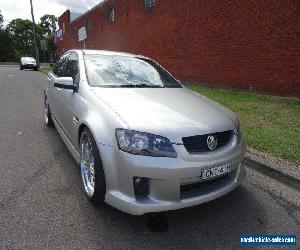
[86,18,92,31]
[108,7,115,23]
[144,0,156,10]
[72,26,77,37]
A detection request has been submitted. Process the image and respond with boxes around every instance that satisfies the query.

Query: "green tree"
[3,14,58,62]
[38,14,57,62]
[39,14,57,37]
[0,30,16,61]
[0,11,3,29]
[0,11,16,61]
[6,18,34,57]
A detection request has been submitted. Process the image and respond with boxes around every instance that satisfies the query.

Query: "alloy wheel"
[80,134,96,197]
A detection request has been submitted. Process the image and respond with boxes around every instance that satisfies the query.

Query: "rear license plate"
[201,163,230,180]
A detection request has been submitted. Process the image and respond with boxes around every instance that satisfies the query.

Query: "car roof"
[21,57,35,59]
[71,49,147,59]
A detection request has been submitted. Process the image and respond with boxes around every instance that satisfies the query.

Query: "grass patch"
[186,85,300,164]
[39,67,52,73]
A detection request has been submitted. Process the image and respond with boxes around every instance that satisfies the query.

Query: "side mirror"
[54,77,75,90]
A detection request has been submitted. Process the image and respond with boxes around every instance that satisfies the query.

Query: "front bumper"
[100,140,246,215]
[22,63,38,68]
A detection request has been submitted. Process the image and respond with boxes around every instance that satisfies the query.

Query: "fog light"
[133,177,149,197]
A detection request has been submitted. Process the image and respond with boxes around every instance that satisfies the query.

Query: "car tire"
[20,65,23,70]
[44,95,54,127]
[34,67,38,71]
[80,128,106,204]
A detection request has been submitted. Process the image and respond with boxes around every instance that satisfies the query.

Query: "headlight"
[115,129,177,158]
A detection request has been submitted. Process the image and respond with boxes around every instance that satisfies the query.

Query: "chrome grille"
[182,130,233,153]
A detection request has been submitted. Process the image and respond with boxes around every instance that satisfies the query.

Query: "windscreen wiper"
[132,83,163,88]
[101,84,163,88]
[101,84,136,88]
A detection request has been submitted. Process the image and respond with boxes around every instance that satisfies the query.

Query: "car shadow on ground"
[97,184,265,231]
[47,126,268,248]
[89,184,268,249]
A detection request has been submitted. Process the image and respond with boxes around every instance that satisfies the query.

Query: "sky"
[0,0,103,26]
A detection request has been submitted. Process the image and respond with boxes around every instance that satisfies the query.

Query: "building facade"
[57,0,300,97]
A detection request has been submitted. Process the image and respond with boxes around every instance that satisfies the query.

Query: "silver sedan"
[44,50,246,215]
[20,56,39,71]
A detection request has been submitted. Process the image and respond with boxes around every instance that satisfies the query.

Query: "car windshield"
[84,54,182,88]
[22,57,36,62]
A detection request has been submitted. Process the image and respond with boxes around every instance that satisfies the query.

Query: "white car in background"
[20,57,39,71]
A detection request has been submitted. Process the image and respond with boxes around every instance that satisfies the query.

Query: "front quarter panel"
[63,51,126,151]
[75,81,128,151]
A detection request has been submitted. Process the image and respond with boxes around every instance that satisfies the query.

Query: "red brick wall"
[58,0,300,97]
